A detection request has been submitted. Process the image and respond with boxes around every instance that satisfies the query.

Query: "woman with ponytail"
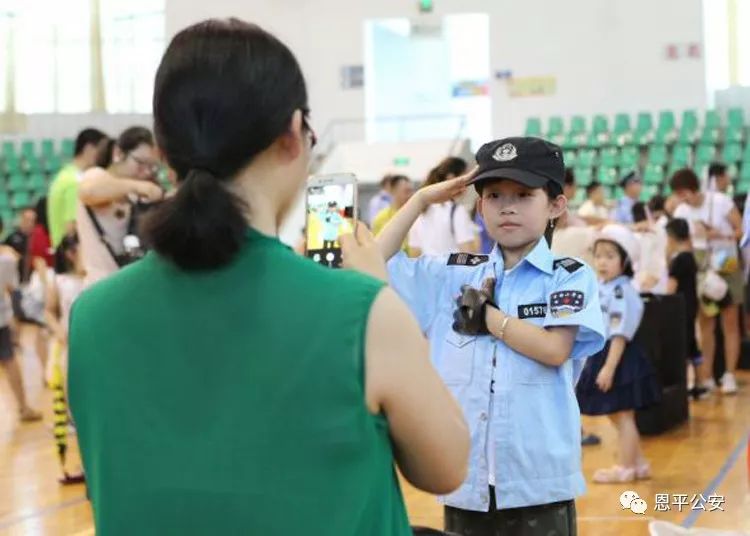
[68,18,469,535]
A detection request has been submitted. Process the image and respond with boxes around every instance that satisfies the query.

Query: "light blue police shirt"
[320,211,343,242]
[598,275,644,341]
[612,196,636,224]
[387,238,605,511]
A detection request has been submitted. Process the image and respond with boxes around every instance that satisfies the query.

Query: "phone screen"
[305,181,356,268]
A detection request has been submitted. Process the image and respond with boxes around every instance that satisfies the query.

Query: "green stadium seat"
[728,108,744,128]
[699,128,720,145]
[0,210,12,228]
[739,163,750,182]
[547,117,564,138]
[563,150,578,167]
[677,123,697,144]
[577,149,597,167]
[695,144,717,166]
[598,166,618,185]
[725,125,745,143]
[743,143,750,162]
[8,173,30,191]
[3,156,21,175]
[735,181,750,195]
[570,115,586,135]
[636,112,653,133]
[592,115,609,135]
[655,127,678,144]
[633,130,653,145]
[561,132,583,150]
[657,110,676,132]
[573,188,586,205]
[41,139,55,158]
[2,141,15,159]
[29,173,46,190]
[722,143,743,164]
[25,156,42,174]
[60,139,75,158]
[643,164,665,185]
[574,167,593,186]
[44,155,62,174]
[620,145,639,168]
[585,132,606,149]
[671,144,692,166]
[705,110,721,130]
[682,109,699,130]
[614,113,632,135]
[20,141,35,159]
[0,191,10,209]
[599,147,620,168]
[11,191,30,209]
[647,145,668,166]
[525,117,542,137]
[641,184,659,201]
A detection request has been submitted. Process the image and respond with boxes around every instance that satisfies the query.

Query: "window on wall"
[101,0,165,113]
[703,0,750,104]
[0,0,164,114]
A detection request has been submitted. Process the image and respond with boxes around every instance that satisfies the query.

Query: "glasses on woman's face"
[302,116,317,150]
[128,153,159,175]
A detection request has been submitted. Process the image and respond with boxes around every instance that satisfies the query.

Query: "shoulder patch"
[553,257,583,273]
[447,253,489,267]
[614,285,624,299]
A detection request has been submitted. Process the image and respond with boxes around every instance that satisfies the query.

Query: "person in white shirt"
[671,168,742,395]
[78,127,164,287]
[408,157,478,256]
[578,181,610,225]
[707,162,730,194]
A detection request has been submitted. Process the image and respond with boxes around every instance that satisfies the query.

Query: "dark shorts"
[0,326,15,361]
[445,490,577,536]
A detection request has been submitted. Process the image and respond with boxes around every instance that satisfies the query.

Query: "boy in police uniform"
[376,137,606,535]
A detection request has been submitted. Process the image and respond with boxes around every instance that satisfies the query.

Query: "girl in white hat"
[576,224,661,483]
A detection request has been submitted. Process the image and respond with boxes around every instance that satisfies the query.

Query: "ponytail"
[141,169,248,270]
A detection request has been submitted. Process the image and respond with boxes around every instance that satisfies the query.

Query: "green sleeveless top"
[69,228,411,536]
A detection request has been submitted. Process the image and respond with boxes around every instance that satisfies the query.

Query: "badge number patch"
[518,303,547,319]
[550,291,585,318]
[447,253,489,267]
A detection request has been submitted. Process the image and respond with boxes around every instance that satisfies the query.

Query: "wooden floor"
[1,330,748,535]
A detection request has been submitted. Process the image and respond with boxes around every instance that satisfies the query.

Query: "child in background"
[631,202,668,293]
[379,137,605,534]
[578,181,610,225]
[665,219,706,400]
[44,234,86,484]
[576,224,661,483]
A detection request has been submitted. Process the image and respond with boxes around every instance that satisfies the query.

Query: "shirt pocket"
[440,330,477,385]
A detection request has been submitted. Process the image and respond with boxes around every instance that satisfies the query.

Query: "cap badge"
[493,143,518,162]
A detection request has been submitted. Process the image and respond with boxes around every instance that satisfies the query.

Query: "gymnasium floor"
[1,328,748,535]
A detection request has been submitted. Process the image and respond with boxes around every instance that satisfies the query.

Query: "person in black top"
[4,207,36,283]
[665,218,706,400]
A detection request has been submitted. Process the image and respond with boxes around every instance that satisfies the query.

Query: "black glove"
[452,278,497,336]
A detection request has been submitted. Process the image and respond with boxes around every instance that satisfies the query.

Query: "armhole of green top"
[356,280,389,426]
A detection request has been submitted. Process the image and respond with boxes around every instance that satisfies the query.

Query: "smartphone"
[305,173,357,268]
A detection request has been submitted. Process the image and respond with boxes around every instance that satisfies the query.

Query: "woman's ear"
[550,194,568,219]
[276,109,304,162]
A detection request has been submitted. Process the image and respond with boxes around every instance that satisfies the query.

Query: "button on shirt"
[599,276,643,341]
[387,238,605,511]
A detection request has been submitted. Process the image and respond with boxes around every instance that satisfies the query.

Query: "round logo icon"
[493,143,518,162]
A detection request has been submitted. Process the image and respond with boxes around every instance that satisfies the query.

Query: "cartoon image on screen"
[306,183,355,267]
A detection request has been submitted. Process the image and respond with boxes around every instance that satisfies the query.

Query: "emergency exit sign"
[418,0,433,13]
[393,156,410,166]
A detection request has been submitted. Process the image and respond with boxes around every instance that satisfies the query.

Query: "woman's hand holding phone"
[340,222,388,282]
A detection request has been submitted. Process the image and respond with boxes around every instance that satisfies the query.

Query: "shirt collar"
[490,238,554,275]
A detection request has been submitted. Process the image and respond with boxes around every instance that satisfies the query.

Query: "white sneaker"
[702,378,717,392]
[720,372,738,395]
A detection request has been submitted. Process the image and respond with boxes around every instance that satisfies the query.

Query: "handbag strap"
[85,203,135,268]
